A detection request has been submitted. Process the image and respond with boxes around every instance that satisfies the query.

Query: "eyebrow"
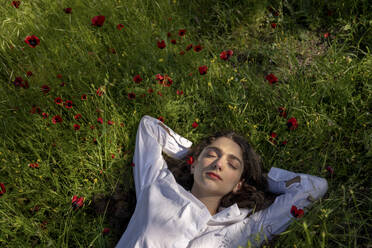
[206,146,242,167]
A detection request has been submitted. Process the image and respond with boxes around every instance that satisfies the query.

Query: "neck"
[191,186,221,216]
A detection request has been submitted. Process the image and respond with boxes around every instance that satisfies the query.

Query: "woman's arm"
[131,115,192,201]
[263,173,301,187]
[285,176,301,187]
[159,121,171,135]
[236,167,328,248]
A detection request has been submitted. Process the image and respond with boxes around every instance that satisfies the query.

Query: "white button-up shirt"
[115,115,328,248]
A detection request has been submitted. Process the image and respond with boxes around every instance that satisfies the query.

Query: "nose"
[213,157,226,170]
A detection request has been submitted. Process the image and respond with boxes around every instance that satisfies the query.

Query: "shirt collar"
[186,189,251,225]
[207,203,251,225]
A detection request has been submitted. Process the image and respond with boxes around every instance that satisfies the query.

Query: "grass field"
[0,0,371,247]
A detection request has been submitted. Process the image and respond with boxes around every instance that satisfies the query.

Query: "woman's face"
[191,137,245,197]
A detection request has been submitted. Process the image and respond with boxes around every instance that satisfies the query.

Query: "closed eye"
[206,155,237,169]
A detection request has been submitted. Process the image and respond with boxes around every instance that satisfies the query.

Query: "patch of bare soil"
[91,184,137,241]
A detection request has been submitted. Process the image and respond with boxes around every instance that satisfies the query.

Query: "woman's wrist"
[285,176,301,187]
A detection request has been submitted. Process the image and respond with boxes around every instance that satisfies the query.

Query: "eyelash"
[206,155,237,169]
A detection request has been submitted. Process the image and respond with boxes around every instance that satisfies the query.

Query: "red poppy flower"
[265,73,278,84]
[64,8,72,14]
[28,163,39,168]
[268,7,279,16]
[155,74,164,82]
[148,88,154,94]
[269,132,277,145]
[41,85,50,94]
[157,91,163,96]
[157,40,166,49]
[111,154,115,159]
[186,44,193,51]
[192,121,198,128]
[13,77,23,87]
[278,107,287,118]
[167,32,172,37]
[108,120,114,125]
[72,195,84,210]
[30,106,41,114]
[176,90,184,95]
[91,15,105,27]
[194,44,202,52]
[97,117,103,124]
[116,24,124,30]
[74,114,82,120]
[19,80,29,89]
[81,94,87,100]
[198,66,208,75]
[324,32,330,38]
[326,166,334,176]
[11,1,20,8]
[24,35,40,48]
[64,100,73,109]
[157,116,164,122]
[30,205,41,213]
[73,124,80,130]
[26,71,33,77]
[281,140,288,146]
[179,51,185,55]
[110,48,116,54]
[0,183,6,196]
[186,156,194,165]
[96,87,105,96]
[52,115,63,124]
[42,112,49,119]
[287,117,298,130]
[102,227,110,235]
[133,74,142,83]
[57,74,62,78]
[220,50,233,60]
[271,23,277,29]
[90,125,95,130]
[290,205,304,218]
[54,97,63,104]
[128,92,136,99]
[40,221,48,229]
[171,39,177,44]
[162,75,173,87]
[178,29,186,36]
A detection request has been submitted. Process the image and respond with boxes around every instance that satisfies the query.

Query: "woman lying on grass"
[115,115,328,248]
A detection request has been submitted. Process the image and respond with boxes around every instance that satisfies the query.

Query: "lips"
[206,172,222,180]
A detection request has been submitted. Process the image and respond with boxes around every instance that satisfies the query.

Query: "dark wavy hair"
[162,129,279,215]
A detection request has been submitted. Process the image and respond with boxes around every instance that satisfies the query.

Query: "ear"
[190,162,196,174]
[233,179,245,193]
[190,156,199,174]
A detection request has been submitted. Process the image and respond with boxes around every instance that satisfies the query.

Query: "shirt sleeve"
[132,115,193,201]
[237,167,328,247]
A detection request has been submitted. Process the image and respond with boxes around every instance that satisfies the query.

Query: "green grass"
[0,0,371,247]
